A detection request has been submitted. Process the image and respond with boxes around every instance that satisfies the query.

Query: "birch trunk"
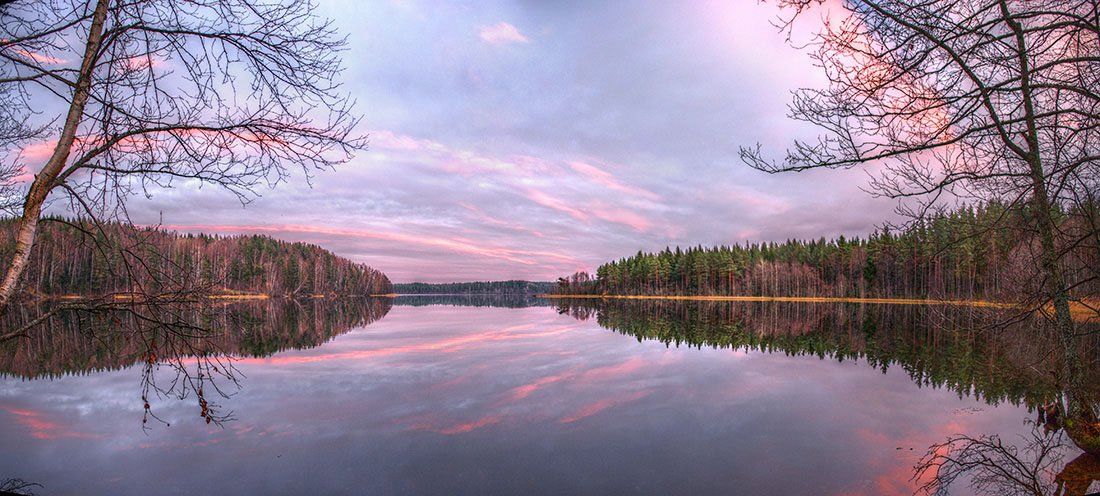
[0,0,110,315]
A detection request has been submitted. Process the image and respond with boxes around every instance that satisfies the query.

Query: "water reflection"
[1,298,391,425]
[0,296,1097,494]
[554,299,1100,406]
[1,298,393,377]
[913,422,1100,496]
[555,298,1100,494]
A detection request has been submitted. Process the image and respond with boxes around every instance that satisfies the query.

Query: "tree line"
[0,218,392,299]
[555,201,1099,302]
[0,0,363,315]
[741,0,1100,393]
[394,294,553,308]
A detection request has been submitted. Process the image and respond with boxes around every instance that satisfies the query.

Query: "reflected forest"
[556,298,1100,494]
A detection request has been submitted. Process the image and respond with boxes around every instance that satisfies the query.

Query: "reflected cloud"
[4,301,1093,494]
[559,390,652,424]
[508,374,569,401]
[3,406,101,440]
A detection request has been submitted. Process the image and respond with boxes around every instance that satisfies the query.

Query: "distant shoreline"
[384,293,540,297]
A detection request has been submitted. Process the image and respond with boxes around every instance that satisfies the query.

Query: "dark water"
[0,296,1097,495]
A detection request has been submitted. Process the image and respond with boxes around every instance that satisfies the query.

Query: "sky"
[44,0,899,283]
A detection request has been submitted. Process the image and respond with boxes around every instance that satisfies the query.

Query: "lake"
[0,296,1097,495]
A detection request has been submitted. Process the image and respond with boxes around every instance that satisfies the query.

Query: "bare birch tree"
[742,1,1099,367]
[0,0,363,314]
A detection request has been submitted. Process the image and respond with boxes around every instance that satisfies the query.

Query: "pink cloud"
[354,129,670,237]
[3,406,101,440]
[458,202,546,238]
[370,130,441,151]
[380,136,665,233]
[520,188,590,222]
[843,408,987,495]
[508,373,570,400]
[11,48,65,65]
[435,414,503,434]
[20,139,58,163]
[121,54,165,71]
[559,390,651,424]
[239,324,576,366]
[578,356,648,381]
[159,222,582,267]
[589,203,652,233]
[402,411,506,435]
[568,161,660,201]
[505,356,648,403]
[478,22,529,45]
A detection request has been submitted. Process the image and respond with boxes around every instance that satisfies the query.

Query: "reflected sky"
[0,303,1040,495]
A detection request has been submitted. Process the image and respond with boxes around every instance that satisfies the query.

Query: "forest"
[394,280,553,295]
[0,218,392,299]
[555,202,1099,302]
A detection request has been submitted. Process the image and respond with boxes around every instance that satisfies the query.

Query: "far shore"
[380,293,537,297]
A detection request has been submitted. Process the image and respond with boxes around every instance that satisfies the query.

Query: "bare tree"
[914,422,1068,496]
[0,478,42,496]
[913,419,1100,496]
[742,1,1099,372]
[0,0,363,314]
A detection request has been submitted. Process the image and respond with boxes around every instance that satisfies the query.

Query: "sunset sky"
[73,1,896,282]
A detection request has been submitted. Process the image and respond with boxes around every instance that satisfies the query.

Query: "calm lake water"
[0,296,1096,495]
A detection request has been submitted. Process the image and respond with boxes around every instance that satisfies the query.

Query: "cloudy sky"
[103,1,896,282]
